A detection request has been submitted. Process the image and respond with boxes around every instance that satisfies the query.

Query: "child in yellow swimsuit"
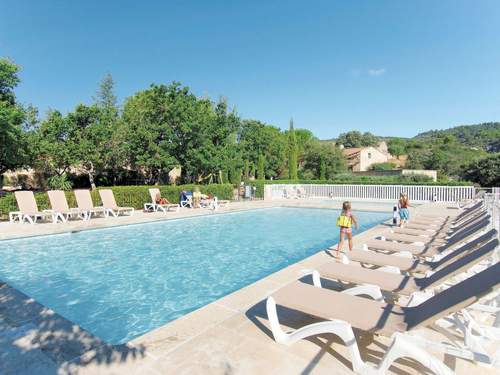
[336,201,359,257]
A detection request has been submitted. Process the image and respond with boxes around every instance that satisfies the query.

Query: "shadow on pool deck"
[0,282,146,375]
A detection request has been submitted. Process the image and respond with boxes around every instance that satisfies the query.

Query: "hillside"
[415,122,500,152]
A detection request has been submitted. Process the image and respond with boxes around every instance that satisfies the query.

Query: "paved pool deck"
[0,199,496,375]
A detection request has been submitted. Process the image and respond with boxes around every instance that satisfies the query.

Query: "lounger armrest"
[299,269,322,288]
[406,290,434,307]
[341,284,385,302]
[394,251,413,258]
[377,266,401,274]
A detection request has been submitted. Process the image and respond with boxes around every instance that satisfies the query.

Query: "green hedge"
[0,184,234,221]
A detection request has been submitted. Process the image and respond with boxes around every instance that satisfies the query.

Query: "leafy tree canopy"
[337,131,379,148]
[0,58,28,174]
[462,153,500,187]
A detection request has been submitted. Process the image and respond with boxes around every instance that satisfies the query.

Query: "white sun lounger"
[145,188,179,213]
[267,262,500,373]
[47,190,89,221]
[369,216,491,257]
[345,229,497,274]
[74,189,108,219]
[311,238,498,298]
[13,191,57,224]
[98,189,135,217]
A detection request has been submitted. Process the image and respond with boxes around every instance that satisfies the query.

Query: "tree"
[69,104,114,189]
[337,131,379,148]
[121,84,180,184]
[0,58,28,174]
[32,110,77,177]
[239,120,287,178]
[303,141,346,179]
[462,154,500,187]
[293,128,314,162]
[387,138,406,157]
[287,118,298,180]
[184,98,241,184]
[94,73,118,114]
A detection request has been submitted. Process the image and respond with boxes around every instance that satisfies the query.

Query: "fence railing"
[265,184,477,202]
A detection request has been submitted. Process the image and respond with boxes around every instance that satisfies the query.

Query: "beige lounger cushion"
[347,250,419,272]
[363,239,428,256]
[74,190,99,210]
[317,262,420,295]
[382,232,446,245]
[272,281,408,336]
[393,228,439,236]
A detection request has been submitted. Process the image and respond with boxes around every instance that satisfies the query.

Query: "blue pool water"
[0,208,388,344]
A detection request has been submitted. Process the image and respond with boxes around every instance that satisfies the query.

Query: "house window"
[368,152,372,159]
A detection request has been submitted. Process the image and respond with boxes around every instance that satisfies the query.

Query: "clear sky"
[1,0,499,139]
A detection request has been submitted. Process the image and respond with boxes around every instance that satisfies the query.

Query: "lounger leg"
[378,333,455,375]
[23,215,34,224]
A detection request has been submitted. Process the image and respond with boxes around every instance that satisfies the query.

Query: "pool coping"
[1,200,465,374]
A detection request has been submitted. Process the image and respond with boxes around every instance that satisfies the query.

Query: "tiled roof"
[342,147,362,157]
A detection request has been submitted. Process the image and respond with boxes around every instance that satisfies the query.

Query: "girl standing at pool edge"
[336,201,359,257]
[398,193,411,227]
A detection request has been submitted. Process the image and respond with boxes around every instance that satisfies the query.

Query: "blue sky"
[1,0,499,139]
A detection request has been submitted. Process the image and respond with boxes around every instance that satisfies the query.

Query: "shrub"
[0,184,233,220]
[47,174,73,191]
[370,162,396,171]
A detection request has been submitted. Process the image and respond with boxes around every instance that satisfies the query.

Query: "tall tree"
[94,73,118,114]
[239,120,287,178]
[0,58,27,174]
[69,104,112,189]
[287,118,298,179]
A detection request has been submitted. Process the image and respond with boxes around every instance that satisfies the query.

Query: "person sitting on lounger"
[336,201,359,257]
[156,192,170,205]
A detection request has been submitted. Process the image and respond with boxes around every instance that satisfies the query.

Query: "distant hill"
[322,123,500,153]
[415,122,500,152]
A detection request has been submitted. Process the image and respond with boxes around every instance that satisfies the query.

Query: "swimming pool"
[0,207,388,344]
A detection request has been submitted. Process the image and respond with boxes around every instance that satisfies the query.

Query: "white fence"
[265,184,477,202]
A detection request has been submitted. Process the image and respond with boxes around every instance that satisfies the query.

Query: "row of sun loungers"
[266,200,499,374]
[10,189,134,224]
[10,187,228,224]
